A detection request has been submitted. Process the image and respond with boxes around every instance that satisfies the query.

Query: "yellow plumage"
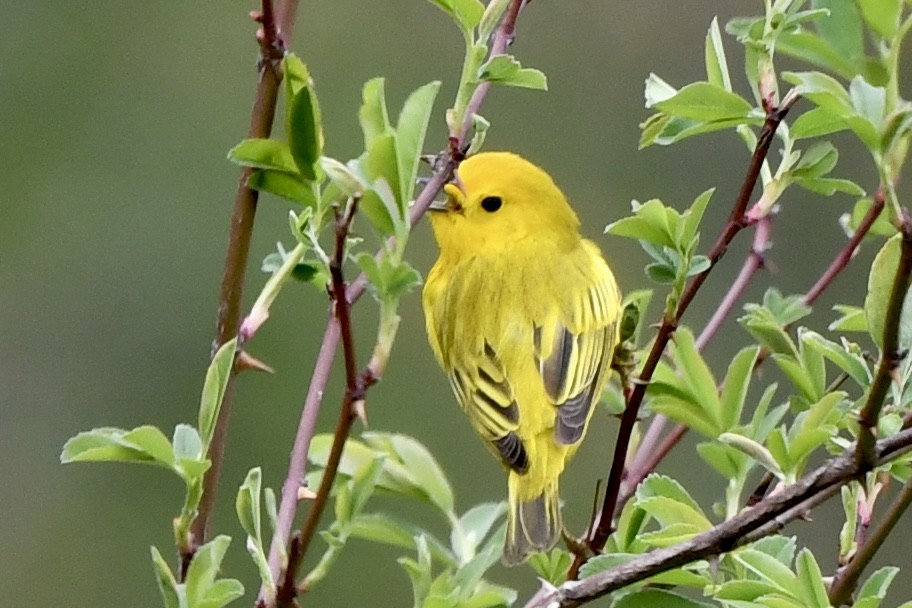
[422,152,621,564]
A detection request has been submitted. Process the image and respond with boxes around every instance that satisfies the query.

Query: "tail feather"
[503,476,561,565]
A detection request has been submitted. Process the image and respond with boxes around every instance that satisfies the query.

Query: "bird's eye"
[480,196,503,212]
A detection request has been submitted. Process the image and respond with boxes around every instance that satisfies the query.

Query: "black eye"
[480,196,502,212]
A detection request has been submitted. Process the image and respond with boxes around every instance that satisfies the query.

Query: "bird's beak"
[429,181,465,213]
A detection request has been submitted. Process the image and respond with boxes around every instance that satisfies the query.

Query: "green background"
[2,1,910,606]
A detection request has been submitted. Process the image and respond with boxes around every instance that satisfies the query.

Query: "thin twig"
[276,201,364,607]
[857,211,912,464]
[190,0,298,560]
[525,428,912,608]
[829,478,912,605]
[804,190,886,306]
[572,98,797,578]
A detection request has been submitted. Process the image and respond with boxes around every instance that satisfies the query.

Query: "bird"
[422,151,622,564]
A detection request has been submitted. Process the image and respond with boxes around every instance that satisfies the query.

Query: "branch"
[829,477,912,605]
[275,201,367,607]
[803,189,886,306]
[574,96,797,577]
[857,211,912,464]
[526,428,912,608]
[190,0,299,558]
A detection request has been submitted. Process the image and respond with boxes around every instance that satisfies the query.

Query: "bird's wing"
[534,255,620,445]
[446,342,529,474]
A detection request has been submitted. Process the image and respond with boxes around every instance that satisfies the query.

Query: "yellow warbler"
[422,152,621,564]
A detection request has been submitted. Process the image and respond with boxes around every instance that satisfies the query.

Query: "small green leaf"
[349,512,456,567]
[829,304,868,332]
[364,134,402,214]
[841,197,895,238]
[150,546,181,608]
[865,234,912,350]
[199,339,237,451]
[795,176,866,196]
[705,18,732,91]
[527,548,572,585]
[173,424,203,461]
[61,426,176,468]
[388,434,455,514]
[288,83,323,180]
[395,81,441,206]
[802,331,870,386]
[719,433,782,477]
[778,31,861,81]
[451,502,506,564]
[735,548,800,597]
[857,566,899,604]
[719,346,761,430]
[247,170,316,207]
[783,71,853,115]
[849,76,887,132]
[477,55,547,90]
[185,536,242,608]
[360,182,398,237]
[791,107,849,140]
[359,78,392,149]
[236,467,262,542]
[606,199,677,249]
[654,82,753,121]
[795,548,829,608]
[227,139,297,173]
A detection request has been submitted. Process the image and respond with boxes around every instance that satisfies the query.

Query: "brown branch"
[189,0,299,563]
[276,200,366,607]
[829,477,912,605]
[525,428,912,608]
[857,211,912,464]
[572,96,797,578]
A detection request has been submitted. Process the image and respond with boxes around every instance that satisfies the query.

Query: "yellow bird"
[422,152,622,564]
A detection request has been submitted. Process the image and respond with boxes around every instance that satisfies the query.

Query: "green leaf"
[719,433,782,477]
[673,328,722,431]
[849,76,886,132]
[637,475,706,516]
[680,188,714,248]
[287,82,323,180]
[783,71,853,115]
[236,467,262,542]
[829,304,868,332]
[527,548,572,585]
[792,142,838,178]
[150,546,181,608]
[719,346,761,430]
[282,54,310,98]
[778,32,861,81]
[696,441,742,479]
[61,426,176,468]
[349,512,456,566]
[199,339,237,451]
[427,0,484,33]
[705,18,732,91]
[247,170,316,207]
[636,496,712,532]
[451,502,506,564]
[802,331,870,386]
[794,176,865,196]
[360,183,398,237]
[654,82,753,121]
[791,107,850,139]
[227,139,297,173]
[795,549,829,608]
[606,199,676,249]
[612,588,714,608]
[865,234,912,350]
[735,548,800,597]
[173,424,203,461]
[857,0,903,39]
[388,434,455,515]
[395,81,441,207]
[359,78,392,149]
[857,566,899,604]
[364,134,402,214]
[842,197,896,238]
[477,55,548,90]
[185,536,242,608]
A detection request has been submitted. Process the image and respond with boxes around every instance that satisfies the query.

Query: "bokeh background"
[2,1,910,606]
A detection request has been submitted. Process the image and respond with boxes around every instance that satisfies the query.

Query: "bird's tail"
[503,473,561,565]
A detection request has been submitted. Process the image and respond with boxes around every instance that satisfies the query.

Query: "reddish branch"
[190,0,299,566]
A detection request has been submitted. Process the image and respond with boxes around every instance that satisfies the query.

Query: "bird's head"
[428,152,580,260]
